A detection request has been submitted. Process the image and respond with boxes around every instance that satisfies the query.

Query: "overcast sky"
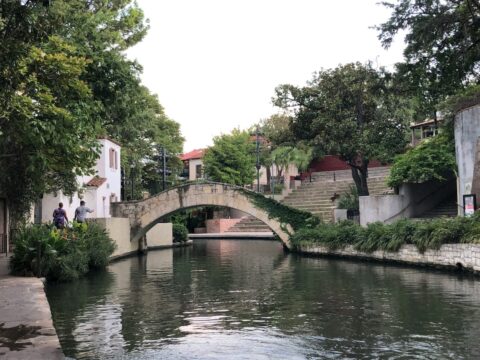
[126,0,405,152]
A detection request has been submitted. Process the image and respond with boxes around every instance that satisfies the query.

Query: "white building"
[34,137,121,223]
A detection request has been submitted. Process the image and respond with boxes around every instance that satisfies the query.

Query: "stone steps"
[281,167,392,222]
[226,216,271,232]
[415,199,458,219]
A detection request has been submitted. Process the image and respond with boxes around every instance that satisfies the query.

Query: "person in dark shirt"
[53,202,68,229]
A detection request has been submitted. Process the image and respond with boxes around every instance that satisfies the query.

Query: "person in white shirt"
[74,200,94,223]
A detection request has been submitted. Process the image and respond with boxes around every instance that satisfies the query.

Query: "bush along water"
[172,223,189,243]
[10,222,116,282]
[290,213,480,254]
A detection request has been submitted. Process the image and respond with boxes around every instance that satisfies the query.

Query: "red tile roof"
[180,149,205,161]
[86,176,107,187]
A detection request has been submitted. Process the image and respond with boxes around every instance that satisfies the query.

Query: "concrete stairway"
[414,198,458,219]
[281,167,392,222]
[225,216,271,232]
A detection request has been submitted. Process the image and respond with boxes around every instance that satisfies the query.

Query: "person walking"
[53,202,68,229]
[74,200,94,223]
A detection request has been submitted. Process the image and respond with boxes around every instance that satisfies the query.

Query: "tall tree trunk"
[266,166,271,188]
[349,158,369,196]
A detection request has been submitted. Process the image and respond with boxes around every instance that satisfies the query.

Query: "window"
[109,148,118,170]
[196,164,202,179]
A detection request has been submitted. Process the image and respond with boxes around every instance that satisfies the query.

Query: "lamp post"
[255,126,261,192]
[130,163,135,200]
[161,146,167,191]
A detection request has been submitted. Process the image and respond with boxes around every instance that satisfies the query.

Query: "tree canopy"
[274,62,413,195]
[0,0,184,221]
[203,129,256,186]
[378,0,480,118]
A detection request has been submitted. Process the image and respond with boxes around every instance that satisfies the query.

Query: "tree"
[274,63,413,195]
[0,0,184,218]
[203,129,256,185]
[259,113,295,148]
[0,2,102,221]
[377,0,480,119]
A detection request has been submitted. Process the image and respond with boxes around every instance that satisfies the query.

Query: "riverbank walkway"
[0,255,64,359]
[189,231,275,240]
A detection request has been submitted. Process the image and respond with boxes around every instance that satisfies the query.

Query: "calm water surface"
[46,240,480,359]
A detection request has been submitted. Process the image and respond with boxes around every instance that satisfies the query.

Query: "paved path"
[0,255,64,359]
[189,232,275,239]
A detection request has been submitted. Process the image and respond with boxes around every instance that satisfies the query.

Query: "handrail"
[112,180,266,205]
[378,180,457,223]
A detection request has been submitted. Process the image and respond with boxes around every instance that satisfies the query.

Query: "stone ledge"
[297,243,480,273]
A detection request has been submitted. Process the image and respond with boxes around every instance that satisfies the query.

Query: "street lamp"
[130,163,135,200]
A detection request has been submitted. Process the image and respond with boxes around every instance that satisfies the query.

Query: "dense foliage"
[337,186,359,211]
[239,189,320,233]
[378,0,480,119]
[274,63,413,195]
[172,223,189,243]
[10,222,116,282]
[291,215,480,253]
[203,129,256,185]
[387,133,457,187]
[0,0,184,225]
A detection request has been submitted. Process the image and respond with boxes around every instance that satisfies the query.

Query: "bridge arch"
[111,182,295,249]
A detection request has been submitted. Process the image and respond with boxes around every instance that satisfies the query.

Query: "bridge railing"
[112,180,268,204]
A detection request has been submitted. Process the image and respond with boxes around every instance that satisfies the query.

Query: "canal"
[46,239,480,359]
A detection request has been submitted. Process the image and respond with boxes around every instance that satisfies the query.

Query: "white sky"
[126,0,405,152]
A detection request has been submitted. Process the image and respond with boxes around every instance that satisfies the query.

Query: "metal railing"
[0,234,7,255]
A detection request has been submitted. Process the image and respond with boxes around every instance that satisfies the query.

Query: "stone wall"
[146,223,173,248]
[206,218,241,233]
[111,183,292,248]
[298,243,480,273]
[359,179,456,225]
[94,217,139,259]
[455,104,480,213]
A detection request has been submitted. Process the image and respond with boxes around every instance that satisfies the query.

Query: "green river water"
[46,239,480,359]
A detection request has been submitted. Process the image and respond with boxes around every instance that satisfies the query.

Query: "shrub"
[10,222,116,282]
[337,186,359,210]
[172,223,189,243]
[387,134,456,187]
[355,222,389,253]
[289,214,480,254]
[290,221,362,251]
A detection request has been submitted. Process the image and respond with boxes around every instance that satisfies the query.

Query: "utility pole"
[162,147,167,191]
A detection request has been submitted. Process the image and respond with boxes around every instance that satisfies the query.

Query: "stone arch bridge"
[111,182,297,249]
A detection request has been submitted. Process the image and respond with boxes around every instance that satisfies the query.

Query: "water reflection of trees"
[48,240,480,359]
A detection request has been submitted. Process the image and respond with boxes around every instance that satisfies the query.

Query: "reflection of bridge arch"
[111,182,294,249]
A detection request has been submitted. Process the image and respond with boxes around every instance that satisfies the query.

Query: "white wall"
[455,104,480,214]
[146,223,173,248]
[188,158,203,180]
[38,138,121,223]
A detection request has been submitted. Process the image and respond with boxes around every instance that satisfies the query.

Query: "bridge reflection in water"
[47,239,480,359]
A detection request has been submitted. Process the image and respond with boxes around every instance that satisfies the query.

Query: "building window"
[196,164,202,179]
[109,148,118,170]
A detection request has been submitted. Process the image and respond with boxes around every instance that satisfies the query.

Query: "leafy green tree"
[377,0,480,119]
[387,127,457,187]
[274,63,413,195]
[203,129,256,185]
[0,2,102,221]
[259,113,295,148]
[0,0,184,219]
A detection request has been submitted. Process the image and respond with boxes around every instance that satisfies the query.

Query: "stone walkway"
[0,255,64,359]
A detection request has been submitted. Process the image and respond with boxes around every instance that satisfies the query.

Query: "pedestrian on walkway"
[53,202,68,229]
[74,200,94,223]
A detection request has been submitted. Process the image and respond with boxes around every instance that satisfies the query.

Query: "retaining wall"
[297,243,480,273]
